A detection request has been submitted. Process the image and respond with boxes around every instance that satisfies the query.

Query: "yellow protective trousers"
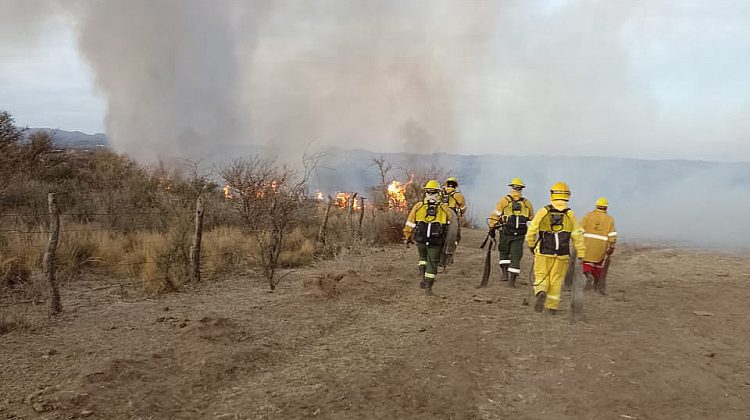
[532,254,570,310]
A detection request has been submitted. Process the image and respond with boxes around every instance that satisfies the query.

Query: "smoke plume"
[2,0,749,247]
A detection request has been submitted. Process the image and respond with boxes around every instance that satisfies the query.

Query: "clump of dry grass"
[279,228,316,267]
[0,311,30,335]
[1,257,31,287]
[201,227,255,278]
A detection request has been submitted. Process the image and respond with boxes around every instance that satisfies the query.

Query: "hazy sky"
[0,0,748,161]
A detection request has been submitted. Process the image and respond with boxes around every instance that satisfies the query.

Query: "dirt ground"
[2,228,750,419]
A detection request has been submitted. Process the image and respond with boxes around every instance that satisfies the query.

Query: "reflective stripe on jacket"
[526,200,586,259]
[581,209,617,263]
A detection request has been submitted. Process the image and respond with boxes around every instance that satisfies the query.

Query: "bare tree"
[221,154,319,290]
[370,156,393,187]
[369,156,393,210]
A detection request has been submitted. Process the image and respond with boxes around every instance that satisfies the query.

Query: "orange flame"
[223,185,234,199]
[386,180,408,211]
[336,192,350,208]
[334,192,363,211]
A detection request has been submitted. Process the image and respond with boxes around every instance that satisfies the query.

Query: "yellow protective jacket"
[526,200,585,259]
[442,187,466,217]
[403,201,453,245]
[488,191,534,232]
[580,209,617,263]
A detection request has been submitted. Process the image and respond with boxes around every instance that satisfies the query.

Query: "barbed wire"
[0,210,195,219]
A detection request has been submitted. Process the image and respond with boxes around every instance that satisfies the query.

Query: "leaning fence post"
[357,197,366,241]
[43,193,62,315]
[190,196,204,282]
[347,192,358,241]
[317,196,333,245]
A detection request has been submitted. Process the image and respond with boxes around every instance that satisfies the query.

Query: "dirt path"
[2,229,750,419]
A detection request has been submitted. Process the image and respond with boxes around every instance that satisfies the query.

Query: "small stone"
[418,327,427,332]
[163,306,170,311]
[32,402,47,413]
[80,409,93,417]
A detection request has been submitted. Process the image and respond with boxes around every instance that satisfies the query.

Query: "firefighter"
[442,177,466,245]
[526,182,586,314]
[487,178,534,287]
[581,197,617,295]
[403,180,453,296]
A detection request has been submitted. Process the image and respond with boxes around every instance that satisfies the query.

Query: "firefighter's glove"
[606,246,615,255]
[403,236,414,245]
[488,228,496,239]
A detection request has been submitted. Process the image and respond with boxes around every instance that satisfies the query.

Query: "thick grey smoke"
[11,0,742,161]
[0,0,56,44]
[2,1,749,247]
[243,1,501,156]
[65,0,269,161]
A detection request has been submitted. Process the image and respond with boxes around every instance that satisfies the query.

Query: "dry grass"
[0,308,32,335]
[0,222,327,295]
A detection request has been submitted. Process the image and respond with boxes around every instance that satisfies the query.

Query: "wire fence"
[0,194,210,313]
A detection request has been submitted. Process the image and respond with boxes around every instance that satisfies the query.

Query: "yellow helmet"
[423,179,441,191]
[508,177,525,188]
[550,182,571,201]
[446,177,458,186]
[596,197,609,208]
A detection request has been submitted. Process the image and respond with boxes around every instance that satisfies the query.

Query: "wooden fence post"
[317,197,333,245]
[357,197,366,241]
[190,197,204,282]
[347,192,358,241]
[43,193,62,315]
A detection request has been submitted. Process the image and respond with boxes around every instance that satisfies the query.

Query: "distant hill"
[311,147,750,249]
[19,128,748,247]
[25,128,109,149]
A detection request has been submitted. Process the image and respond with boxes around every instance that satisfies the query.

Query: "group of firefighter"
[402,177,617,314]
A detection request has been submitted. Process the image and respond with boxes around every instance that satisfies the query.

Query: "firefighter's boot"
[500,265,509,282]
[419,266,426,289]
[584,272,595,290]
[534,291,546,313]
[508,273,518,288]
[597,276,607,296]
[425,280,434,296]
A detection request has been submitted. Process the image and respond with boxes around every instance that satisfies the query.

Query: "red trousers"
[582,261,604,280]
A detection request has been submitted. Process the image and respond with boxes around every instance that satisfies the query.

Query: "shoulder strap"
[545,205,570,214]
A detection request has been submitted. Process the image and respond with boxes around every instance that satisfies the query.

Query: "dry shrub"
[57,234,99,278]
[139,221,191,294]
[360,210,406,245]
[0,307,32,335]
[201,227,256,278]
[0,257,30,287]
[278,228,315,267]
